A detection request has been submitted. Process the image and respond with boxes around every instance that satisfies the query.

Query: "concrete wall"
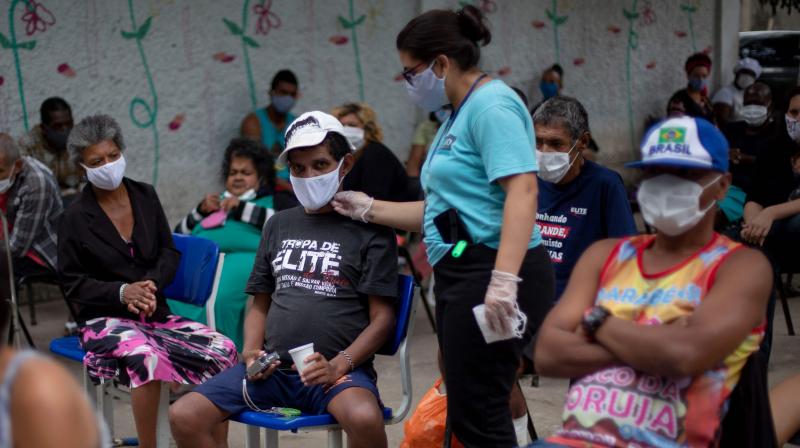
[0,0,738,222]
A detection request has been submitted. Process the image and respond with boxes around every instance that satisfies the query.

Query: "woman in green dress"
[172,138,292,349]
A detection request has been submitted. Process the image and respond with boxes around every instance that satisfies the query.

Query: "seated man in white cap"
[712,57,762,125]
[169,111,398,448]
[533,117,771,447]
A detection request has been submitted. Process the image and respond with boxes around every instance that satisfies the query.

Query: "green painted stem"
[686,8,696,52]
[127,0,160,185]
[241,0,257,111]
[8,0,33,132]
[625,0,639,158]
[348,0,365,101]
[551,0,560,64]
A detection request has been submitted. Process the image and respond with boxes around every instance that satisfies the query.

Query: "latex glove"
[332,191,374,222]
[484,270,523,334]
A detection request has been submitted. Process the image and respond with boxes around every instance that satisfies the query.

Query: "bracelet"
[338,350,354,372]
[119,283,129,304]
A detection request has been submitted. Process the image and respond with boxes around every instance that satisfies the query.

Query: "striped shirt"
[7,157,62,269]
[175,194,274,235]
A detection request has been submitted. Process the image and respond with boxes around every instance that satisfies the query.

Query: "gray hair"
[0,134,20,165]
[533,96,590,141]
[67,114,126,164]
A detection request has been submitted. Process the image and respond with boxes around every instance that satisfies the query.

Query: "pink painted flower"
[168,114,186,131]
[21,0,56,36]
[531,20,546,29]
[496,66,511,77]
[646,61,656,70]
[607,25,621,34]
[674,30,687,38]
[213,52,236,63]
[329,35,349,45]
[57,63,75,77]
[573,58,585,66]
[253,0,281,36]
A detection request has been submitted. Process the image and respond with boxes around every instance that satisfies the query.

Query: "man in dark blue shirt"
[533,96,637,300]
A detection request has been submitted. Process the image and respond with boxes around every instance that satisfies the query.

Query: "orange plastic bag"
[400,378,463,448]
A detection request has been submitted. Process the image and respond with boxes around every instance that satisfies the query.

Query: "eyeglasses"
[401,61,429,86]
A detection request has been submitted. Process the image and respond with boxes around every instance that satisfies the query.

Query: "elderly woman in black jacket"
[57,114,236,448]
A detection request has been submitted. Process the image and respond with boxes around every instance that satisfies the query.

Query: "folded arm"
[594,247,771,377]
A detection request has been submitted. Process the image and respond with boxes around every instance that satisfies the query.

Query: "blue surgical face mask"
[405,62,448,112]
[540,81,559,100]
[688,77,707,92]
[271,94,296,114]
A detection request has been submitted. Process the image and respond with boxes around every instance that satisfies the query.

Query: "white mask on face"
[405,62,448,112]
[741,104,769,127]
[290,159,345,210]
[0,164,15,194]
[340,126,365,149]
[536,140,580,184]
[786,114,800,143]
[637,173,721,236]
[82,155,126,191]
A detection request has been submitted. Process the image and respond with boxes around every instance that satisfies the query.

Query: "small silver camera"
[247,351,280,377]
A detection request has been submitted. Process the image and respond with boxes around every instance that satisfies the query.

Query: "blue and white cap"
[626,116,729,172]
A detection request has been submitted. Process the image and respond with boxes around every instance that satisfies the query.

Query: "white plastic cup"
[288,343,316,374]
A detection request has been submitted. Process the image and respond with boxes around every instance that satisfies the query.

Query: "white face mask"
[82,155,127,191]
[536,140,579,184]
[0,165,16,194]
[735,73,756,90]
[786,114,800,143]
[637,173,720,236]
[741,104,769,127]
[405,62,448,112]
[222,188,257,201]
[290,159,345,211]
[340,126,365,149]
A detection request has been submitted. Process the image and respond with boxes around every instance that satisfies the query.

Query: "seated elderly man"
[532,117,770,447]
[170,111,398,448]
[534,96,637,301]
[0,133,62,281]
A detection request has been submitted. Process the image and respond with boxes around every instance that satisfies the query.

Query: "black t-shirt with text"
[246,207,398,366]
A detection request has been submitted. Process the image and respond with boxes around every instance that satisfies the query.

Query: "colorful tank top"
[550,233,764,448]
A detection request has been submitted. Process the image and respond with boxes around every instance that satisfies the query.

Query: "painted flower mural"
[21,0,54,36]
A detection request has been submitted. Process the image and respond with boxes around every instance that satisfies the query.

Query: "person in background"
[738,87,800,360]
[170,112,397,448]
[332,102,412,202]
[172,138,288,349]
[406,106,451,178]
[712,57,762,125]
[531,63,563,114]
[533,116,770,447]
[241,69,300,189]
[334,5,554,445]
[668,52,715,123]
[719,82,778,226]
[787,85,800,145]
[58,114,237,448]
[0,247,109,448]
[534,96,636,301]
[0,134,62,282]
[19,97,81,203]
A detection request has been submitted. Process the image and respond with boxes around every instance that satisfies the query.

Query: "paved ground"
[14,282,800,447]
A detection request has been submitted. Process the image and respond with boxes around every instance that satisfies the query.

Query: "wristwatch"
[581,305,611,341]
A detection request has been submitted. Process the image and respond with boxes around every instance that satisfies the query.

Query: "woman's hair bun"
[457,4,491,47]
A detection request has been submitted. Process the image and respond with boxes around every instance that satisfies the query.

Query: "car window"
[741,34,800,68]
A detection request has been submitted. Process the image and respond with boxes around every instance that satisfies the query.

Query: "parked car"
[740,31,800,110]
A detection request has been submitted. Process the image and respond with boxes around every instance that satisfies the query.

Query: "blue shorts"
[194,363,381,416]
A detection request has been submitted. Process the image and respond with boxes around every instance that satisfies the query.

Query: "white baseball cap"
[734,57,762,79]
[278,111,355,165]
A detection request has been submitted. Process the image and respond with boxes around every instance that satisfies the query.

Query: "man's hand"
[741,207,775,246]
[199,194,221,214]
[221,197,241,211]
[243,349,280,381]
[298,353,346,386]
[123,281,157,316]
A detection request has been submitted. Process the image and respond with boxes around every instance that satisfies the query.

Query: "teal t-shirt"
[256,108,296,180]
[420,79,541,266]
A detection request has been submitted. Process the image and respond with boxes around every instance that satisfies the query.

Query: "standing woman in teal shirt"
[333,5,554,446]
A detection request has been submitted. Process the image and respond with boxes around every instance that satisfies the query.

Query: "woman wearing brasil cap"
[532,116,771,447]
[333,5,554,446]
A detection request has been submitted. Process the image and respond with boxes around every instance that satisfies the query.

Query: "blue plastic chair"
[230,274,417,448]
[49,234,225,448]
